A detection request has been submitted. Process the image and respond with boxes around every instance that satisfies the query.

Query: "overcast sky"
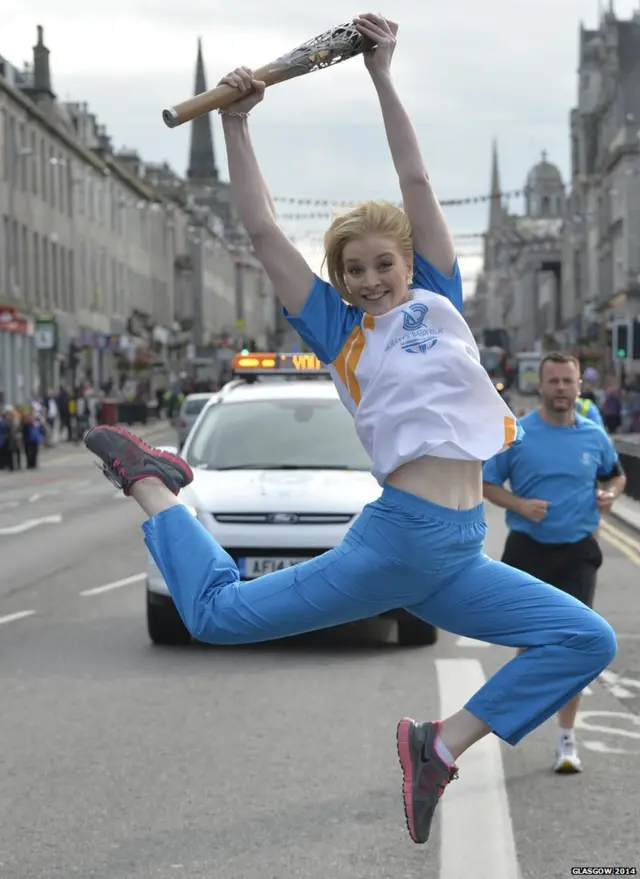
[5,0,638,295]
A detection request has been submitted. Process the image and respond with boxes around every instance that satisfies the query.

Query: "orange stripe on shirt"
[345,328,366,404]
[333,315,374,405]
[333,326,360,388]
[503,416,517,447]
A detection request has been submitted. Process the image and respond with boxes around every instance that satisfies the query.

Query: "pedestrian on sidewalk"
[0,405,21,471]
[83,14,617,850]
[483,351,626,773]
[21,406,44,469]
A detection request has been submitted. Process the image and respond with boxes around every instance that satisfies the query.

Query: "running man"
[483,351,626,773]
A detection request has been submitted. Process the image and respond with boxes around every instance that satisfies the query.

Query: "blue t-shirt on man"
[482,409,619,544]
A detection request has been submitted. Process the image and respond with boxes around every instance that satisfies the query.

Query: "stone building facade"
[472,6,640,370]
[472,144,565,353]
[0,26,279,406]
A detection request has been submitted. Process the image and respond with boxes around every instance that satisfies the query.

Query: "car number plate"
[239,557,311,578]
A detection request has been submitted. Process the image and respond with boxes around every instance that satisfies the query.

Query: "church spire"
[187,37,218,181]
[488,138,503,229]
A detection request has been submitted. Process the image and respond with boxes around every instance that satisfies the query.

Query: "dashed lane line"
[80,573,146,596]
[0,515,63,536]
[0,610,35,626]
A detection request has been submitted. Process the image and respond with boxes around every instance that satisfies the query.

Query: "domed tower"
[524,151,565,218]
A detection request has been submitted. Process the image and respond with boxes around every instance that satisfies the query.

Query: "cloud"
[4,0,638,299]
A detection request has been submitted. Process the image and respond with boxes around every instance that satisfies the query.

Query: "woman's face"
[341,235,411,315]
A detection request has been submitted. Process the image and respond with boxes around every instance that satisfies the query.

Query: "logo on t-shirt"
[397,303,441,355]
[402,302,429,331]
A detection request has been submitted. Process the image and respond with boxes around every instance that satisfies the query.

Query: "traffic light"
[633,319,640,362]
[612,320,629,359]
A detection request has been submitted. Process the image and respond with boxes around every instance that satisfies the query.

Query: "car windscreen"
[185,398,371,471]
[183,397,211,416]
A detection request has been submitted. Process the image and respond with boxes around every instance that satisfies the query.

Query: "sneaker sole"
[396,717,419,843]
[554,760,582,774]
[85,425,194,491]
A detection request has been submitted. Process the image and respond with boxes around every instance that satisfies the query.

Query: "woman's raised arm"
[219,69,314,316]
[355,15,456,278]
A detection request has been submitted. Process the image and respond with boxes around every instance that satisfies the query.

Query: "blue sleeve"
[281,276,362,364]
[597,431,619,478]
[482,448,512,485]
[412,251,463,314]
[588,404,605,428]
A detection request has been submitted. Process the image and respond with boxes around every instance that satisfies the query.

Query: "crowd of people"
[0,385,96,472]
[575,367,640,434]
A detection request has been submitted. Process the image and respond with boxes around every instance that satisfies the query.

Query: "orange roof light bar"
[231,352,329,375]
[231,353,277,371]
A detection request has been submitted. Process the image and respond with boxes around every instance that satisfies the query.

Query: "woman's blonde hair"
[322,200,413,300]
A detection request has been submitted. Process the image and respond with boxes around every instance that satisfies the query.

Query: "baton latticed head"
[278,22,366,74]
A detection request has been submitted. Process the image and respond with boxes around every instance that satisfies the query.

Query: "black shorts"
[501,530,603,608]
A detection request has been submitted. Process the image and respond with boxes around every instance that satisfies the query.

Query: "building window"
[68,248,75,311]
[2,214,9,296]
[33,231,40,305]
[42,236,49,308]
[57,157,65,215]
[52,241,58,307]
[18,123,27,190]
[541,196,550,216]
[21,224,28,300]
[67,163,73,217]
[1,109,8,180]
[60,245,67,312]
[49,146,56,208]
[11,218,18,296]
[30,131,37,194]
[40,139,47,202]
[8,115,16,181]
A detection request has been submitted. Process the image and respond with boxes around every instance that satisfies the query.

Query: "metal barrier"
[614,438,640,503]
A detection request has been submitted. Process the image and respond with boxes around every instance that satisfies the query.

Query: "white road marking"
[0,610,35,626]
[28,490,60,503]
[0,501,20,511]
[80,572,146,596]
[437,658,520,879]
[583,740,638,755]
[455,636,491,648]
[0,515,62,535]
[576,710,640,741]
[599,669,637,699]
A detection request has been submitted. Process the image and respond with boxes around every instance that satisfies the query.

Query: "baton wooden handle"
[162,62,300,128]
[162,18,398,129]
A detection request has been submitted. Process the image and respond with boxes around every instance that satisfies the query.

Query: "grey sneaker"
[396,717,459,844]
[84,425,193,497]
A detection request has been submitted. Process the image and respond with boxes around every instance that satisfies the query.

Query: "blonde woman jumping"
[85,14,616,846]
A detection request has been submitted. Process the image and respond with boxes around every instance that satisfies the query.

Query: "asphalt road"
[1,428,639,879]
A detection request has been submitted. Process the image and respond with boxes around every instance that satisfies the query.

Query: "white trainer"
[553,736,583,774]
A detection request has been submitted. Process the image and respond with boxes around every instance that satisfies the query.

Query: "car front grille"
[212,513,353,525]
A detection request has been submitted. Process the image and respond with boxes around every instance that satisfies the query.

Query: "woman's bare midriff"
[385,455,483,510]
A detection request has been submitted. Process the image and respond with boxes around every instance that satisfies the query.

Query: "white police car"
[146,352,438,648]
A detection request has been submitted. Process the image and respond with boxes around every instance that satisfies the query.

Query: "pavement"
[1,425,639,878]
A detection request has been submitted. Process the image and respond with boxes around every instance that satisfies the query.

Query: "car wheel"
[146,587,192,646]
[397,620,438,646]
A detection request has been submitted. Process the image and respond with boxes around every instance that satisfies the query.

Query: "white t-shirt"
[284,251,522,485]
